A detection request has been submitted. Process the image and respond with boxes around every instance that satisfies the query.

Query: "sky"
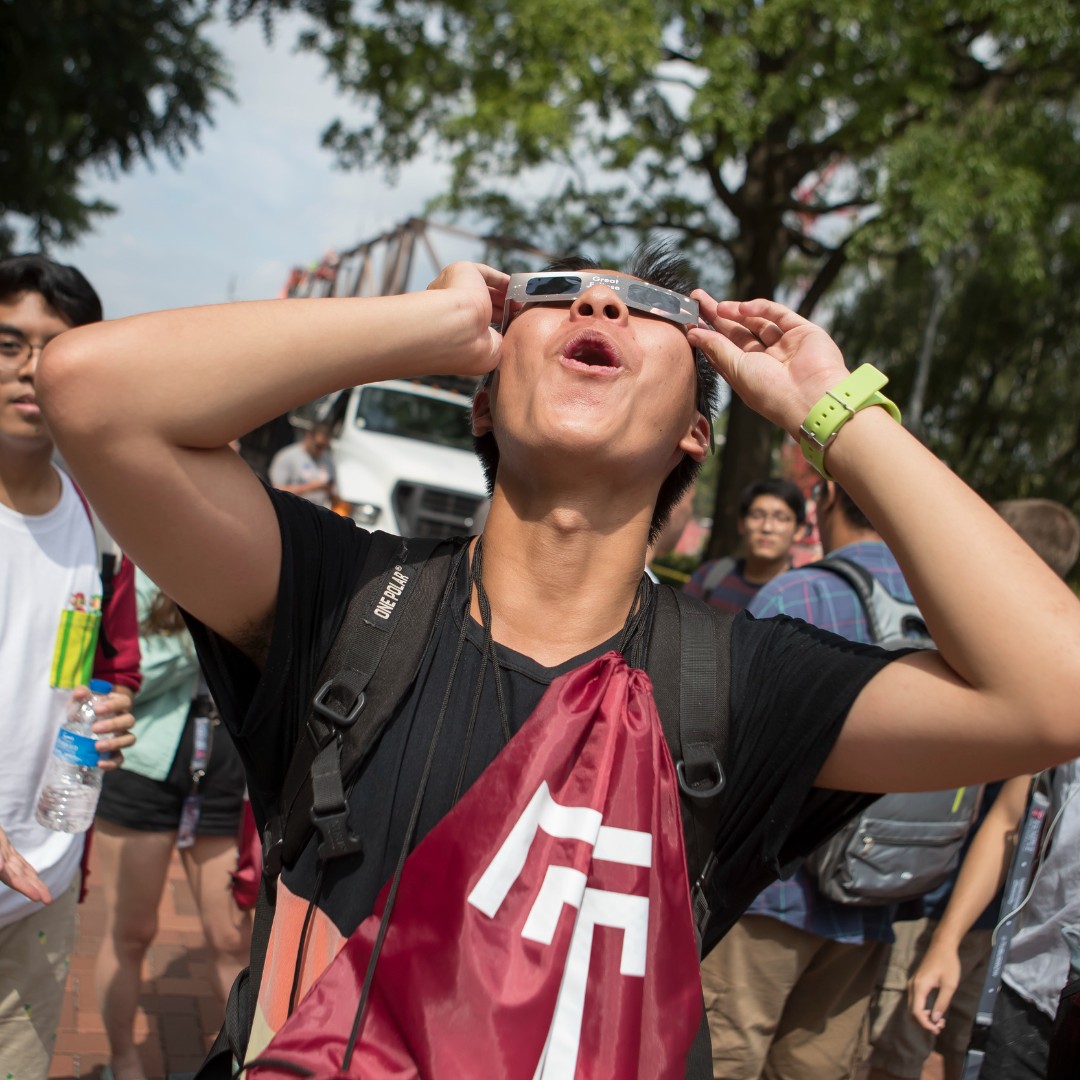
[66,14,476,319]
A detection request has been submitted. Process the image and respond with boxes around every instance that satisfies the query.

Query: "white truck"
[293,376,489,537]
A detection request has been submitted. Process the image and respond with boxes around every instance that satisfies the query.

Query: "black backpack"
[201,532,734,1079]
[802,556,982,906]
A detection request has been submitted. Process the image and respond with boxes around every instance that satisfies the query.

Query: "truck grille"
[393,483,485,537]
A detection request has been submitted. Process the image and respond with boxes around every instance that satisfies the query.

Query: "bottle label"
[53,729,100,768]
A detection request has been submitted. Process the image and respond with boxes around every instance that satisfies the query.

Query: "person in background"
[683,477,805,612]
[93,569,251,1080]
[701,480,916,1079]
[905,500,1080,1080]
[0,254,139,1079]
[268,422,337,508]
[864,774,1028,1080]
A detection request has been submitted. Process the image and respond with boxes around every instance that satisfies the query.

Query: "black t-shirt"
[189,489,895,947]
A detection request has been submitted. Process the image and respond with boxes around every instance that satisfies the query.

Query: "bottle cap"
[88,679,113,695]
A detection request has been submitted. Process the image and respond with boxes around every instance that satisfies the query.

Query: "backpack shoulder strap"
[267,531,462,876]
[647,585,733,951]
[808,555,884,642]
[698,555,737,597]
[812,555,930,646]
[72,482,122,657]
[207,532,460,1075]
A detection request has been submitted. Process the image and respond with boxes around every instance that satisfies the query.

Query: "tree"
[274,0,1080,555]
[828,215,1080,562]
[1,0,358,255]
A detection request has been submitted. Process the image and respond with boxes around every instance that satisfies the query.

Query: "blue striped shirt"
[742,541,913,944]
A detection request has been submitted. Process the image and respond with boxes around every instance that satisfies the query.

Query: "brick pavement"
[48,843,222,1080]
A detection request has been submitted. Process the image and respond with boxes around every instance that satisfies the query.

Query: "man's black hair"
[834,485,873,532]
[0,254,103,327]
[738,477,807,527]
[474,239,720,542]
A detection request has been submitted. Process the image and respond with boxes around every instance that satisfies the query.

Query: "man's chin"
[0,417,54,449]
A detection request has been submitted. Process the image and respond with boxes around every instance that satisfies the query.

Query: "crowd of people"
[1,248,1079,1080]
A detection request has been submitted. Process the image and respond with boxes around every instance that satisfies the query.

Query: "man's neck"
[742,553,790,586]
[0,443,62,515]
[824,523,881,554]
[473,489,653,668]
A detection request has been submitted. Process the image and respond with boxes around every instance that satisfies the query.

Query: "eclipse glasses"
[500,271,699,333]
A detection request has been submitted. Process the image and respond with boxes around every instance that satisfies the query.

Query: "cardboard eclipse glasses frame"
[499,271,699,333]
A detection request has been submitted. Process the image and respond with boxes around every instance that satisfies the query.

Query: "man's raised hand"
[426,261,510,377]
[688,294,850,439]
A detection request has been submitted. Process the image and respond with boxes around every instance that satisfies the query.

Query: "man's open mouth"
[561,332,622,372]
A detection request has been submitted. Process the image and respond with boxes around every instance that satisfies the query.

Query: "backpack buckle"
[312,677,366,729]
[677,754,726,799]
[310,804,363,862]
[260,817,284,903]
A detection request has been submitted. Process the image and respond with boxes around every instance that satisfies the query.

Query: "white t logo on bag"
[468,782,652,1078]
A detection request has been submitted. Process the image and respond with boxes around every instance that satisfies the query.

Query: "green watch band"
[799,363,902,479]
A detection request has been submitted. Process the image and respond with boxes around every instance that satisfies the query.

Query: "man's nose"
[19,344,45,378]
[569,284,629,324]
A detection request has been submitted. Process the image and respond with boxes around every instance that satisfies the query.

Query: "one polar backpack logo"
[468,780,652,1079]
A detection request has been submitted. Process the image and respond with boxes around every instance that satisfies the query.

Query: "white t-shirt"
[0,470,99,928]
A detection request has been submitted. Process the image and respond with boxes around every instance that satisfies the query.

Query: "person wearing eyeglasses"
[0,255,140,1079]
[35,244,1080,1075]
[683,478,807,612]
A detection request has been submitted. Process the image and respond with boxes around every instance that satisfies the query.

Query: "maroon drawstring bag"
[244,651,703,1079]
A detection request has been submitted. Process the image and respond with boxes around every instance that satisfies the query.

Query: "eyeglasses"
[500,271,699,333]
[0,333,46,375]
[745,509,797,527]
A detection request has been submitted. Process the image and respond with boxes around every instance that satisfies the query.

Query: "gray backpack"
[802,556,983,906]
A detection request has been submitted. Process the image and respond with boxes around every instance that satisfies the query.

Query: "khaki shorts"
[867,917,992,1077]
[0,874,79,1080]
[702,914,888,1080]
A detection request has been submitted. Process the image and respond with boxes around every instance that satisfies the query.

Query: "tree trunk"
[706,399,776,559]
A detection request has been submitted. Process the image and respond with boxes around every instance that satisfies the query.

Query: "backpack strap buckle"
[308,739,363,862]
[261,815,284,882]
[690,851,717,957]
[312,676,367,729]
[677,752,726,799]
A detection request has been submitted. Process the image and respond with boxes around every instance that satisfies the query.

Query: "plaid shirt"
[683,558,763,613]
[742,541,913,944]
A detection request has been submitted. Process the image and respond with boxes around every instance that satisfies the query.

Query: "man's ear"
[471,384,493,437]
[677,412,710,463]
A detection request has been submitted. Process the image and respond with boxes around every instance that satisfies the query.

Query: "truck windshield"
[355,386,474,452]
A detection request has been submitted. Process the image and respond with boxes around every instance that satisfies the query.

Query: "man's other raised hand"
[688,294,850,439]
[426,261,510,377]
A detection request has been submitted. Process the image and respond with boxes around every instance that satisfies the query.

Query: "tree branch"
[795,231,858,318]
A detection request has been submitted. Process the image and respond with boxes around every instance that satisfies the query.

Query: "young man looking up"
[0,255,139,1078]
[36,247,1080,1069]
[684,478,805,612]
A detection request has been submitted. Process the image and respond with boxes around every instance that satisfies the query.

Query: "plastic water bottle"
[35,678,113,833]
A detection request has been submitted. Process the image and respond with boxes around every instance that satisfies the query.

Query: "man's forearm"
[826,408,1080,760]
[38,289,492,453]
[931,775,1031,948]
